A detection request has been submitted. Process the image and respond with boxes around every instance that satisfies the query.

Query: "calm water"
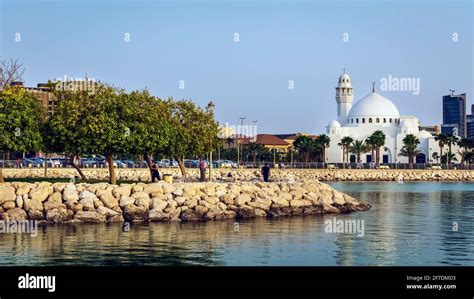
[0,182,473,266]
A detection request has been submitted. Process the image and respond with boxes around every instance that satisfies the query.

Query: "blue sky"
[1,0,472,134]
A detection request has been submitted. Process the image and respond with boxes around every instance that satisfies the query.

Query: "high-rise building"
[442,93,466,137]
[467,104,474,138]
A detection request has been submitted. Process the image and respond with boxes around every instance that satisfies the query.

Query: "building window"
[369,118,372,123]
[356,118,359,123]
[376,118,380,123]
[351,118,354,123]
[383,118,386,123]
[362,118,365,123]
[389,118,392,123]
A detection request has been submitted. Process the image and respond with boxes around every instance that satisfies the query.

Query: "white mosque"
[325,71,458,164]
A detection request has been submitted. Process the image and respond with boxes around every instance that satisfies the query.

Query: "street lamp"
[238,117,245,166]
[207,101,215,182]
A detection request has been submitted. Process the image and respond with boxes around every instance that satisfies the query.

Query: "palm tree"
[338,136,354,167]
[293,135,316,163]
[365,135,376,164]
[316,134,331,164]
[432,152,440,164]
[446,135,459,164]
[246,142,265,165]
[457,149,469,164]
[434,134,447,164]
[370,130,386,165]
[442,151,457,165]
[350,139,368,163]
[399,134,421,167]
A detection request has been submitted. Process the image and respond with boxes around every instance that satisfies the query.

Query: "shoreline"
[0,180,371,224]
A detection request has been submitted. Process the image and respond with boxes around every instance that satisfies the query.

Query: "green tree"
[399,134,421,167]
[368,130,386,165]
[47,84,130,184]
[125,90,172,180]
[0,86,45,182]
[338,136,353,167]
[293,135,316,163]
[431,152,440,164]
[245,142,266,164]
[350,139,368,163]
[164,100,219,179]
[445,135,459,164]
[434,134,447,164]
[316,134,330,163]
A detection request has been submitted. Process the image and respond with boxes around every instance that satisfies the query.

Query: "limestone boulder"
[0,185,16,205]
[74,211,106,223]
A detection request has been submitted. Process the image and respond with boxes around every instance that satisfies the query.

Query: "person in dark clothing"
[261,163,270,182]
[151,160,161,182]
[199,158,206,182]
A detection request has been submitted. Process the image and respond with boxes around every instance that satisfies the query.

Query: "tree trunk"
[144,153,153,180]
[69,155,87,180]
[175,156,187,180]
[106,154,116,185]
[0,168,4,183]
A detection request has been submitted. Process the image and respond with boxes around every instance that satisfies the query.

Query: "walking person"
[199,158,206,182]
[151,160,161,182]
[261,163,270,182]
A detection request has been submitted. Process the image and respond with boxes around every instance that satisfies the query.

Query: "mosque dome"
[328,120,341,128]
[347,92,400,119]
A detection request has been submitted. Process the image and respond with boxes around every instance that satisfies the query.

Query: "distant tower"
[335,69,353,125]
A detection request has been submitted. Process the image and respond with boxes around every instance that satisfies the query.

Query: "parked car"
[184,159,199,168]
[115,160,127,168]
[81,158,98,168]
[123,160,136,168]
[160,159,178,168]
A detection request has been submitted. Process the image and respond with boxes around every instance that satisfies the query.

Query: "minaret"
[335,69,353,125]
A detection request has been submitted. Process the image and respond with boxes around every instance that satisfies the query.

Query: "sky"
[1,0,473,134]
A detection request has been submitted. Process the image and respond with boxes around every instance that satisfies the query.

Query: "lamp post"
[238,117,245,166]
[207,101,215,182]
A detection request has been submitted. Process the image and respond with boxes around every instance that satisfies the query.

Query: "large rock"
[74,211,106,223]
[79,190,97,200]
[24,198,43,211]
[29,186,53,202]
[123,204,148,222]
[150,198,168,212]
[119,196,135,207]
[144,183,163,195]
[99,192,119,209]
[5,208,28,221]
[46,208,74,223]
[113,185,132,198]
[234,194,252,206]
[0,185,16,205]
[2,201,16,210]
[43,192,63,211]
[79,197,95,211]
[28,209,44,220]
[63,185,79,201]
[97,206,120,217]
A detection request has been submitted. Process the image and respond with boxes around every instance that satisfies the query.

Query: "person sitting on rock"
[261,163,270,182]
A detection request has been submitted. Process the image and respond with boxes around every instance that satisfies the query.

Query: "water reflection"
[0,182,473,266]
